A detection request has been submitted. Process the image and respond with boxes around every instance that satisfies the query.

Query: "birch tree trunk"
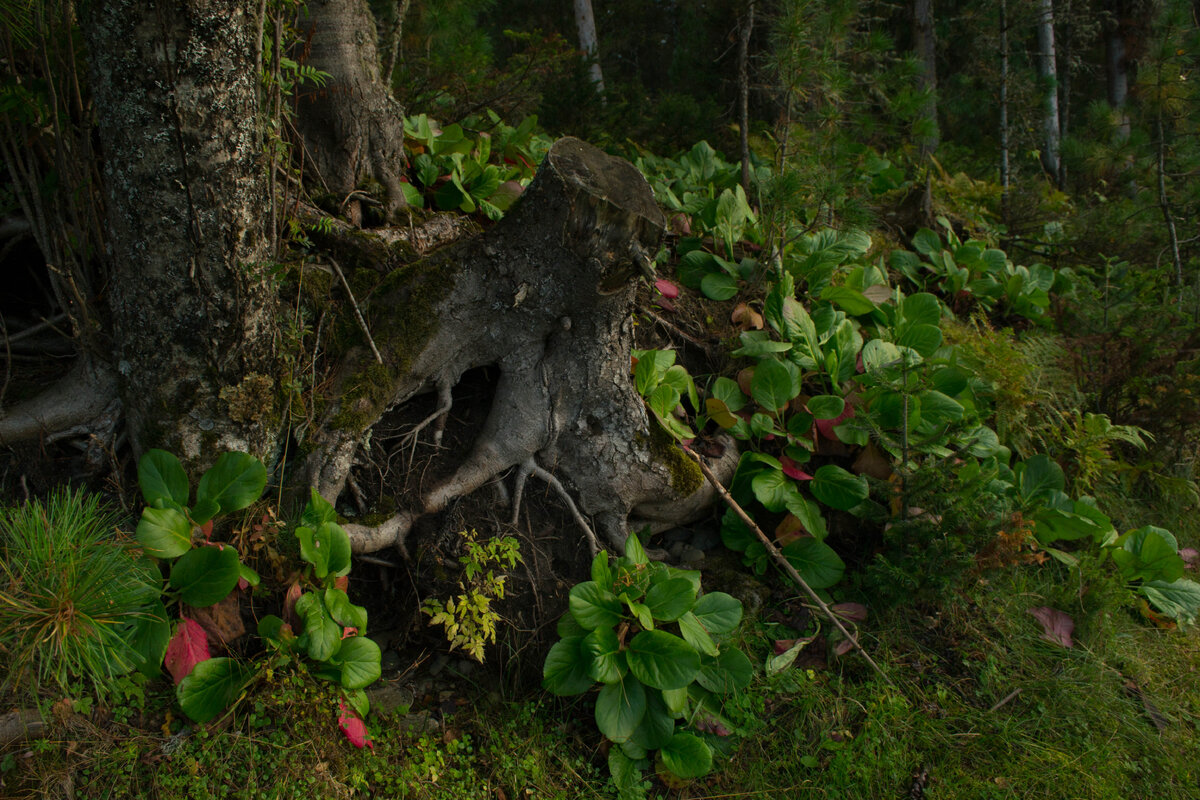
[1035,0,1062,183]
[574,0,607,100]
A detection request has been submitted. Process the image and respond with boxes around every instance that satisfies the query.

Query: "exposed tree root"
[0,359,119,447]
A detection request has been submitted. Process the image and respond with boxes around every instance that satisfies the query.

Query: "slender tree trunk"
[1058,0,1071,186]
[573,0,606,100]
[1035,0,1062,183]
[913,0,940,157]
[296,0,408,222]
[83,0,281,470]
[1105,1,1132,140]
[380,0,411,90]
[1000,0,1011,229]
[738,0,755,196]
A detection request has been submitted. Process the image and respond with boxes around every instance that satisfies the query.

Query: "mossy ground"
[6,547,1198,800]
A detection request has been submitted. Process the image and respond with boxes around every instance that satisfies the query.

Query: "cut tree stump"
[305,137,735,555]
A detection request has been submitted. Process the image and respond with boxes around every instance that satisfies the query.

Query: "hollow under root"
[510,457,600,556]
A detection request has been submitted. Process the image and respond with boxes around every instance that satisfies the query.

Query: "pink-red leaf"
[814,405,855,441]
[1027,606,1074,648]
[164,617,211,685]
[780,456,813,481]
[338,701,374,750]
[655,279,680,299]
[283,582,303,631]
[831,602,868,623]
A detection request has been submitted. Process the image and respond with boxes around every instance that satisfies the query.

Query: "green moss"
[324,252,459,434]
[645,423,703,496]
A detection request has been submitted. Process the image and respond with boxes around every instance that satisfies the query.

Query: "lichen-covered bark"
[306,138,734,554]
[295,0,408,219]
[84,0,280,469]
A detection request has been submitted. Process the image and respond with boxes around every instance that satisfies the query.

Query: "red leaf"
[334,575,350,592]
[1027,606,1074,648]
[831,602,868,623]
[200,520,213,540]
[164,617,211,685]
[780,456,813,481]
[814,404,855,441]
[338,701,374,750]
[654,279,680,299]
[1180,547,1198,570]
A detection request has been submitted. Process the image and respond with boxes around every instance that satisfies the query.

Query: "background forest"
[2,0,1200,798]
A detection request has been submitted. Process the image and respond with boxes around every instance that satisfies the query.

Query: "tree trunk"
[738,0,756,197]
[304,137,735,556]
[82,0,281,470]
[1035,0,1062,183]
[296,0,408,221]
[573,0,607,100]
[1000,0,1011,228]
[1105,1,1132,140]
[913,0,940,157]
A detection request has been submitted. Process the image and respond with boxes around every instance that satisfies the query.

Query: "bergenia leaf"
[164,617,210,685]
[337,700,374,750]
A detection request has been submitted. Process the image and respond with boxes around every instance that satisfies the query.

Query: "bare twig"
[989,688,1022,712]
[682,445,894,686]
[328,257,383,365]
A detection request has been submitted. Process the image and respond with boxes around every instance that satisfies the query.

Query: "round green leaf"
[781,538,846,589]
[136,506,193,559]
[591,551,614,590]
[896,323,942,356]
[691,592,743,635]
[811,464,869,511]
[138,449,189,508]
[677,611,719,657]
[295,592,342,662]
[608,748,641,796]
[543,637,594,696]
[596,673,647,743]
[700,271,739,301]
[325,523,353,578]
[335,636,382,690]
[751,358,798,412]
[584,626,627,683]
[626,630,700,691]
[177,657,253,724]
[696,646,754,693]
[807,395,846,420]
[569,581,623,630]
[659,732,713,779]
[631,688,676,751]
[195,451,267,515]
[556,611,587,640]
[301,488,338,528]
[169,546,241,607]
[128,600,170,678]
[900,292,941,326]
[324,587,368,630]
[644,578,697,622]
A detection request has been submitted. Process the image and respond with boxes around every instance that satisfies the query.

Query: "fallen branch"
[328,257,383,365]
[682,444,894,686]
[0,709,45,747]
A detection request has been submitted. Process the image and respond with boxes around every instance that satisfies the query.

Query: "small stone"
[691,528,721,551]
[681,546,705,565]
[428,653,450,676]
[669,541,686,559]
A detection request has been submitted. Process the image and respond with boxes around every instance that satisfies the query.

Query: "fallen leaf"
[337,701,374,750]
[775,514,808,547]
[1027,606,1074,648]
[862,285,893,304]
[831,602,868,623]
[833,639,855,657]
[284,582,303,631]
[164,617,211,685]
[1180,548,1198,570]
[731,302,763,331]
[737,367,755,398]
[851,442,892,480]
[655,278,680,299]
[185,593,245,645]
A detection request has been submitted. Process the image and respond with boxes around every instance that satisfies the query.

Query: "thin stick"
[328,257,383,365]
[682,445,894,686]
[989,688,1022,712]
